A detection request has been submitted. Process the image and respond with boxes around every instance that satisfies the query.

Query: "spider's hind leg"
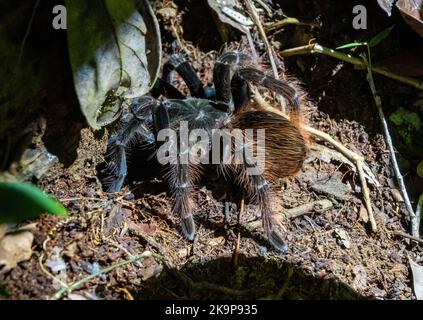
[237,166,288,253]
[105,97,157,192]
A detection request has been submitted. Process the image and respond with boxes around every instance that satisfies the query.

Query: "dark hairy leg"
[105,97,157,192]
[163,53,206,98]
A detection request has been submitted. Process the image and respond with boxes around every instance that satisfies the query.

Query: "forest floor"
[2,0,423,299]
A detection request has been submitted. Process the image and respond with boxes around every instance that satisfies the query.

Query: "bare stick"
[246,199,333,231]
[244,0,279,78]
[362,53,417,236]
[393,231,423,245]
[52,251,155,300]
[233,198,244,268]
[254,0,272,16]
[279,43,423,91]
[311,144,380,187]
[264,17,319,32]
[416,194,423,236]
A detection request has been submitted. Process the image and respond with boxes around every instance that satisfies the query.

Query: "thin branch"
[233,197,244,268]
[394,231,423,245]
[362,53,417,236]
[311,144,380,187]
[246,200,333,231]
[17,0,41,64]
[253,0,272,16]
[52,251,155,300]
[264,17,319,32]
[244,0,279,78]
[279,43,423,91]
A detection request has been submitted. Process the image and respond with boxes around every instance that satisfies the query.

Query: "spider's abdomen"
[230,110,307,181]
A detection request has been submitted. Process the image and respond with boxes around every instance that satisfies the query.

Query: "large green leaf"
[0,182,68,224]
[66,0,162,129]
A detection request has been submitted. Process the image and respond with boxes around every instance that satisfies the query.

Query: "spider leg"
[226,109,307,252]
[237,67,301,115]
[163,53,205,98]
[244,173,288,253]
[167,161,202,241]
[151,78,185,100]
[154,99,204,241]
[105,97,157,192]
[213,52,252,111]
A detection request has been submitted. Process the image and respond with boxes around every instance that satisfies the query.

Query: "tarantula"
[104,51,308,252]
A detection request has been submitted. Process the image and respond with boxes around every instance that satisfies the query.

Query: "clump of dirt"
[2,0,422,300]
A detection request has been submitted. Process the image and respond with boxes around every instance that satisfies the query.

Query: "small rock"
[157,7,177,19]
[259,246,268,256]
[208,236,225,246]
[333,228,351,249]
[0,231,34,275]
[105,205,125,233]
[67,294,88,300]
[311,172,351,200]
[123,193,135,201]
[351,265,367,291]
[45,258,67,273]
[177,247,189,258]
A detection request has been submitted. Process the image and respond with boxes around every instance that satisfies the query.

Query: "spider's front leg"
[213,51,252,111]
[105,97,157,192]
[167,162,202,241]
[163,53,206,98]
[154,100,203,241]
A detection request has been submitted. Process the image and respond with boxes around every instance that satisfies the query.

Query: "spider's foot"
[268,230,289,253]
[181,215,196,241]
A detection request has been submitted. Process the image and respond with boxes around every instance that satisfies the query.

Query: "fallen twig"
[307,126,377,231]
[232,198,244,268]
[264,17,319,32]
[244,0,279,78]
[311,144,380,187]
[253,0,272,16]
[393,231,423,245]
[362,53,417,236]
[52,251,156,300]
[245,199,333,231]
[279,43,423,91]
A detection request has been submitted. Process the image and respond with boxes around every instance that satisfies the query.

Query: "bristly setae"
[103,50,309,252]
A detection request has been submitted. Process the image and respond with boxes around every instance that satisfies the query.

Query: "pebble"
[123,193,135,201]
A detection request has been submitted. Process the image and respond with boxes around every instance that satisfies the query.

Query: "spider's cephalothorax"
[104,51,308,252]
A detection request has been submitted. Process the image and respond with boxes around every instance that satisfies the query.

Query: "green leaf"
[369,25,395,47]
[66,0,162,129]
[417,161,423,178]
[0,283,9,298]
[0,182,68,224]
[336,42,368,50]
